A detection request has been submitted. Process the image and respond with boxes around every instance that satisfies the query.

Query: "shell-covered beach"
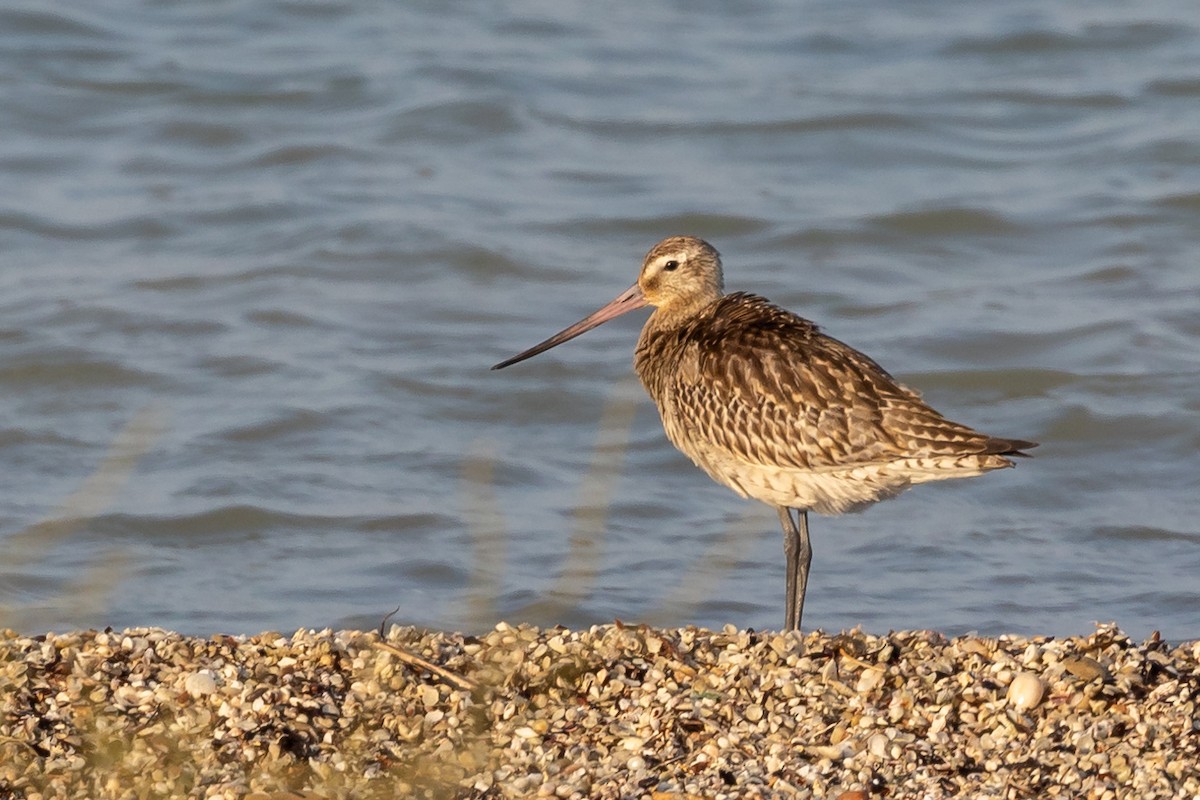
[2,622,1196,799]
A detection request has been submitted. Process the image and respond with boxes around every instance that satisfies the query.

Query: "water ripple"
[943,22,1188,56]
[1,0,1197,639]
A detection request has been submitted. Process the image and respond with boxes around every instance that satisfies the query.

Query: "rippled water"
[1,2,1197,639]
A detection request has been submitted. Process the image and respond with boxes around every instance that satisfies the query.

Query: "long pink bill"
[492,283,647,370]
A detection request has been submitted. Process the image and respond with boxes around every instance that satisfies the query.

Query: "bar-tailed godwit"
[494,236,1036,630]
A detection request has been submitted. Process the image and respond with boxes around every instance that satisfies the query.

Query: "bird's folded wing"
[673,294,1011,470]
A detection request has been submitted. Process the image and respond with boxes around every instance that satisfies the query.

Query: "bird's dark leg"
[777,506,813,631]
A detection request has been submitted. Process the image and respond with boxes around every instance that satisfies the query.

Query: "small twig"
[378,606,401,638]
[372,640,479,692]
[838,651,879,672]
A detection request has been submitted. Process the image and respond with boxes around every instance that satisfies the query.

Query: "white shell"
[1007,671,1046,710]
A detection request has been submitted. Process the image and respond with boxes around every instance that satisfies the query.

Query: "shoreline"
[2,622,1196,799]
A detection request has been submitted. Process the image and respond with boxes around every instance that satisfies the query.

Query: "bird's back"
[634,292,1034,514]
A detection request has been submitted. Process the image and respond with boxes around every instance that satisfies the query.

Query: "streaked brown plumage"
[494,236,1036,630]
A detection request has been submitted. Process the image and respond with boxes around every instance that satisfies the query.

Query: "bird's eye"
[663,260,679,272]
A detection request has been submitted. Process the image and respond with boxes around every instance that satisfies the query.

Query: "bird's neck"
[646,292,723,332]
[633,294,722,399]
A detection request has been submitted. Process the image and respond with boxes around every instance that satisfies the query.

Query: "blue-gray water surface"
[1,1,1198,640]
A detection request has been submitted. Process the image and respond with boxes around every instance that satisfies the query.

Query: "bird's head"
[491,235,725,370]
[637,235,725,313]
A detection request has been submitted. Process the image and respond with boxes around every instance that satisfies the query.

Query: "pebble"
[1063,655,1109,682]
[183,669,218,697]
[0,622,1195,799]
[1006,671,1046,710]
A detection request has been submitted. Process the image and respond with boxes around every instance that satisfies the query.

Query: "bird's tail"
[985,437,1038,457]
